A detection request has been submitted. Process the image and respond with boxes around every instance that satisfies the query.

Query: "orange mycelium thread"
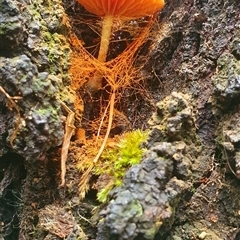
[76,0,165,91]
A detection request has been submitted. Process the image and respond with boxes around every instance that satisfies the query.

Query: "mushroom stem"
[87,15,114,92]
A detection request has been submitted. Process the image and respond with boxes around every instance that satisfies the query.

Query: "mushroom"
[76,0,165,196]
[76,0,165,92]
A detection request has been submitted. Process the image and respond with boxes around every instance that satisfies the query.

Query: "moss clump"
[78,130,148,203]
[97,129,148,202]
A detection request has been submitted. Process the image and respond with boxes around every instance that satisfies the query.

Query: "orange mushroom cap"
[77,0,165,18]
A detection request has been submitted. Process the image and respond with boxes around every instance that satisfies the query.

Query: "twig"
[59,101,76,186]
[96,98,111,138]
[0,86,22,146]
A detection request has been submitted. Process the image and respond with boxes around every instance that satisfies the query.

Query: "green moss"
[94,129,149,203]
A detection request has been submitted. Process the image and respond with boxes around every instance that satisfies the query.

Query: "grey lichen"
[0,54,64,157]
[217,110,240,178]
[0,0,72,159]
[147,91,197,144]
[211,20,240,108]
[0,1,74,238]
[212,53,240,104]
[0,0,26,52]
[97,92,199,240]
